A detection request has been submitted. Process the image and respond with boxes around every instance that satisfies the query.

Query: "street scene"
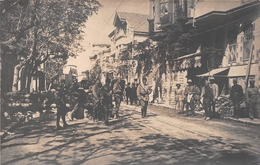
[1,0,260,164]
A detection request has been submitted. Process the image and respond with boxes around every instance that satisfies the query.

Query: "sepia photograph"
[1,0,260,164]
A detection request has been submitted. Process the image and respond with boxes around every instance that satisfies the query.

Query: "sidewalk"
[151,102,260,125]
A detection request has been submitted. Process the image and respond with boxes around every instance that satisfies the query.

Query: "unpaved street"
[1,103,260,165]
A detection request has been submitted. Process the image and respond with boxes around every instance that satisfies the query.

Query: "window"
[160,0,169,24]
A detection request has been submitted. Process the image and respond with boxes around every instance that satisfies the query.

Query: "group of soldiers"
[174,77,259,120]
[51,74,153,129]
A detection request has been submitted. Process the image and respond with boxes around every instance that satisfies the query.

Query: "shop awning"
[227,64,258,77]
[197,67,229,77]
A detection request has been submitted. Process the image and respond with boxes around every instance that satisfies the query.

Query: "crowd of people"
[46,74,259,130]
[47,73,153,130]
[173,77,259,120]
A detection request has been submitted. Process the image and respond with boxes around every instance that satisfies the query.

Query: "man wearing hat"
[184,79,200,116]
[174,82,184,113]
[209,77,219,118]
[137,77,152,118]
[246,79,259,119]
[230,78,243,119]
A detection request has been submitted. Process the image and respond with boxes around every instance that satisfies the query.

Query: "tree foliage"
[0,0,101,92]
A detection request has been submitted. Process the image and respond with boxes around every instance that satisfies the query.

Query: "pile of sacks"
[215,94,234,117]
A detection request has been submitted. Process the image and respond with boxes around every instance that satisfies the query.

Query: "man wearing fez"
[246,79,259,119]
[137,77,152,118]
[230,78,243,119]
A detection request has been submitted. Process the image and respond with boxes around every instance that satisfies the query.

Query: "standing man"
[113,77,123,118]
[137,77,152,118]
[209,77,219,118]
[184,79,195,116]
[230,78,243,119]
[92,78,102,121]
[246,79,259,120]
[55,80,69,130]
[101,79,113,125]
[201,80,213,120]
[131,83,137,105]
[125,83,132,105]
[174,83,184,113]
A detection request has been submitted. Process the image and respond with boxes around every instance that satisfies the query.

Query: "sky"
[66,0,150,75]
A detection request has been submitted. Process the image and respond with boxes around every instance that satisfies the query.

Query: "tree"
[1,0,101,92]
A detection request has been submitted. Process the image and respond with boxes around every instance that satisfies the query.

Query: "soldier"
[55,80,69,130]
[125,83,132,105]
[174,83,184,113]
[131,83,137,105]
[246,79,259,120]
[230,78,243,119]
[137,77,152,118]
[209,77,219,118]
[201,80,213,120]
[92,78,102,121]
[113,76,123,118]
[100,79,113,125]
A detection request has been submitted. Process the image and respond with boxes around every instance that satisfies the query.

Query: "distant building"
[108,11,150,82]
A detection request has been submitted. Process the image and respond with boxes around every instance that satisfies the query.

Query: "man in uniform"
[125,83,132,105]
[209,77,219,118]
[174,83,184,113]
[100,79,113,124]
[230,78,243,119]
[137,77,152,118]
[201,80,213,120]
[131,83,137,105]
[92,78,102,121]
[113,76,123,118]
[246,79,259,119]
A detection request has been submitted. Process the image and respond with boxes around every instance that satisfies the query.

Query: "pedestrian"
[100,78,113,125]
[174,82,184,113]
[92,78,103,121]
[131,83,137,105]
[137,77,152,118]
[184,79,200,116]
[125,83,132,105]
[230,78,243,119]
[113,76,123,118]
[55,80,69,130]
[201,80,213,120]
[246,79,259,120]
[209,77,219,118]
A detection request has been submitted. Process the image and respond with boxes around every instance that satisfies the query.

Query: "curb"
[151,103,260,126]
[223,117,260,126]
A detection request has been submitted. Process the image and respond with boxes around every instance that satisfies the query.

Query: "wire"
[95,0,125,39]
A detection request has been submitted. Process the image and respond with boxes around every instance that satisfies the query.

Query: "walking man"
[92,78,102,121]
[113,76,123,118]
[209,77,219,118]
[174,83,184,113]
[201,80,213,120]
[137,77,152,118]
[125,83,132,105]
[230,78,243,119]
[101,79,112,124]
[246,79,259,120]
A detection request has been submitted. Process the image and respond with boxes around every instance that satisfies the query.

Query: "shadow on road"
[1,110,260,165]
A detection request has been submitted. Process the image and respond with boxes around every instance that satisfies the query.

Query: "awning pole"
[245,44,254,88]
